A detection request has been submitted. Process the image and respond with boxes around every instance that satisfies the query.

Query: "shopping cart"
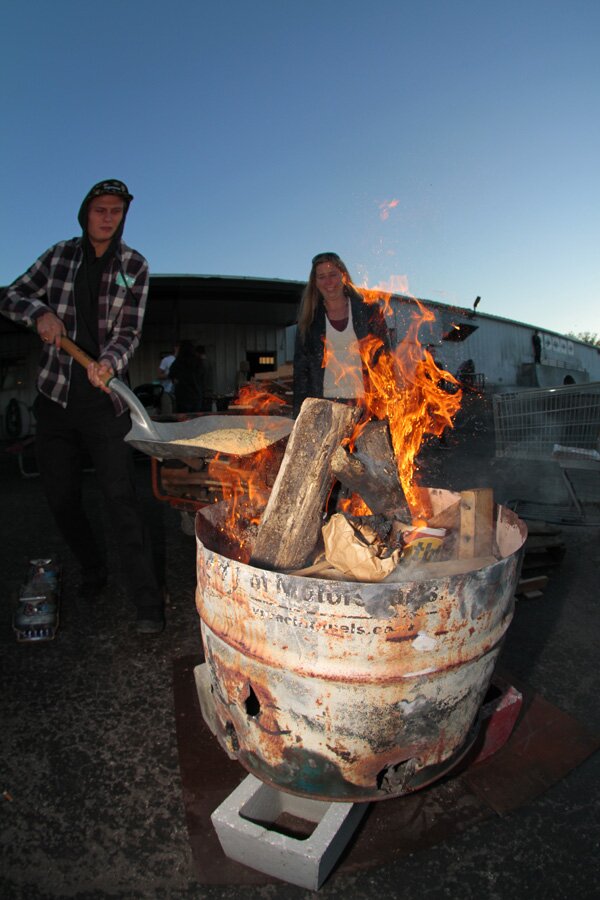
[493,382,600,523]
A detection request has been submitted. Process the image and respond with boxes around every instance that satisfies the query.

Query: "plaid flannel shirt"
[1,237,149,414]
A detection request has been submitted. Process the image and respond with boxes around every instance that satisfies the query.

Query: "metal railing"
[493,382,600,461]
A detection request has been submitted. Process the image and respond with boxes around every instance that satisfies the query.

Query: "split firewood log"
[330,419,410,517]
[458,488,495,559]
[250,398,362,571]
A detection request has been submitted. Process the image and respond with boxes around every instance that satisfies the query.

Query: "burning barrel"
[195,488,526,803]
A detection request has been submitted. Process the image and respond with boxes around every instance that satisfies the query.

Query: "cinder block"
[211,773,369,890]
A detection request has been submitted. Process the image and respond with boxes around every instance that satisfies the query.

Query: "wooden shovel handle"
[60,336,113,387]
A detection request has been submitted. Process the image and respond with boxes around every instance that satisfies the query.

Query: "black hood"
[77,179,134,239]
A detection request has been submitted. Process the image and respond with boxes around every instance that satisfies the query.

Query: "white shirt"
[159,354,176,393]
[322,305,364,400]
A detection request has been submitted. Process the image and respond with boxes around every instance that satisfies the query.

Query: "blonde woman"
[293,251,391,415]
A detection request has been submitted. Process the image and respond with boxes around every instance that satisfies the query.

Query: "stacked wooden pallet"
[515,521,566,600]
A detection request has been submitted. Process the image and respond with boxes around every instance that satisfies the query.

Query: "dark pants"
[34,394,162,616]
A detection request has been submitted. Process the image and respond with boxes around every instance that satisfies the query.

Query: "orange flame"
[206,381,290,548]
[319,287,461,518]
[232,383,286,412]
[208,282,462,536]
[207,444,278,554]
[356,297,462,516]
[338,494,373,516]
[358,276,408,316]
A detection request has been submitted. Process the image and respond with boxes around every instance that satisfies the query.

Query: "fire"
[357,294,462,516]
[338,493,373,516]
[319,282,461,519]
[206,382,290,552]
[232,383,286,413]
[207,279,462,537]
[207,444,279,558]
[358,276,409,316]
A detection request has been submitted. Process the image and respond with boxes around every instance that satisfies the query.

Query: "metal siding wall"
[387,298,600,387]
[447,320,521,386]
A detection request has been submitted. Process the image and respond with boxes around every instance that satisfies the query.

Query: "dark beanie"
[77,179,133,231]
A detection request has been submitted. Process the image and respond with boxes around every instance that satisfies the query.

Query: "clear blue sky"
[2,0,599,337]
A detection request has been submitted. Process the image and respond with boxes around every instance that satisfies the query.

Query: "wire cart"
[493,382,600,523]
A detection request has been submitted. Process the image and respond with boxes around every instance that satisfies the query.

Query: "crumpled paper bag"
[322,513,401,582]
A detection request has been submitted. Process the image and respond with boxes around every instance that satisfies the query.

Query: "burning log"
[330,419,410,517]
[196,500,256,562]
[250,398,362,571]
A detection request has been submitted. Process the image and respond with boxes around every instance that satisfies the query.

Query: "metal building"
[1,273,599,437]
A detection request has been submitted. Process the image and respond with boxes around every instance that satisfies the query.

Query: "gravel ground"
[1,399,598,899]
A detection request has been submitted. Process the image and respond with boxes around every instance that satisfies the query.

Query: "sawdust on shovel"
[169,428,272,455]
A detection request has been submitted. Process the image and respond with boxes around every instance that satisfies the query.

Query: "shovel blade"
[108,378,164,442]
[123,413,294,460]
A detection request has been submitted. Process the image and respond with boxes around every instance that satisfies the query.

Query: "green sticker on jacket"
[116,272,135,288]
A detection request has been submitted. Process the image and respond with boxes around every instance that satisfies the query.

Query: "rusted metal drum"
[195,489,526,802]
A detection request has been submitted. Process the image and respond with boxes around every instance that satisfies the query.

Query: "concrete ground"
[1,397,599,899]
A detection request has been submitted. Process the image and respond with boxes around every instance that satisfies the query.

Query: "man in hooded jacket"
[1,179,164,634]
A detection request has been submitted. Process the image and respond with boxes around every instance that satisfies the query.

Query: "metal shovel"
[60,337,293,459]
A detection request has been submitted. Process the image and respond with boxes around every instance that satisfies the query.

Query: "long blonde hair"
[297,252,353,338]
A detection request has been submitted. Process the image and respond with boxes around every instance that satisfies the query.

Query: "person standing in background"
[157,345,178,395]
[532,330,542,364]
[169,340,204,413]
[195,345,214,411]
[293,251,391,416]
